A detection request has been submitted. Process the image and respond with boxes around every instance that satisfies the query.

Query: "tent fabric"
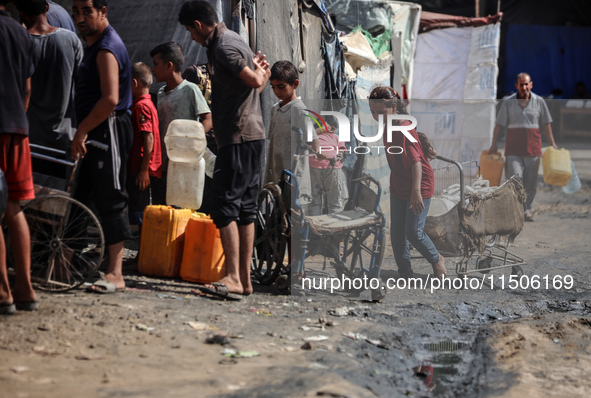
[354,26,392,58]
[411,18,500,163]
[340,29,378,72]
[324,0,421,92]
[419,11,502,33]
[502,24,591,98]
[322,31,350,99]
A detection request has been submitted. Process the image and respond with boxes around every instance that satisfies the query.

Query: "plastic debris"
[11,366,30,373]
[136,324,154,331]
[222,349,260,358]
[303,335,329,342]
[186,321,219,331]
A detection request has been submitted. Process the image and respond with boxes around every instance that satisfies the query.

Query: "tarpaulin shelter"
[410,11,502,164]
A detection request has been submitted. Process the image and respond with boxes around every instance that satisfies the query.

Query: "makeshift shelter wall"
[411,23,500,163]
[256,0,326,129]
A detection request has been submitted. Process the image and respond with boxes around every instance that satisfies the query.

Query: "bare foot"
[432,255,447,278]
[240,275,253,296]
[12,287,37,304]
[205,276,244,295]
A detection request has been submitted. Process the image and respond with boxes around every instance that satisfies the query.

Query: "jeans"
[390,196,440,277]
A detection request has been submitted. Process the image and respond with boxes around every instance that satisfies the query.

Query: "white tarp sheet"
[411,23,500,163]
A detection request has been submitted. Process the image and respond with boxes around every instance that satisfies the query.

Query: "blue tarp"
[503,24,591,98]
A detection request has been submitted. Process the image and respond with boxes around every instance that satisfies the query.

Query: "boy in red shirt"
[127,62,162,229]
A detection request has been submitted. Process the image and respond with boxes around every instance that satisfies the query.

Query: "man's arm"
[199,112,213,134]
[541,123,558,149]
[136,131,154,191]
[238,51,271,93]
[72,50,120,159]
[24,78,31,111]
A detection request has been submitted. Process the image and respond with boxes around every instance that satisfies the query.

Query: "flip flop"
[0,302,15,315]
[15,301,39,311]
[196,282,244,301]
[86,279,126,294]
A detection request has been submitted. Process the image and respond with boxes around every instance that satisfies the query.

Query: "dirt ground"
[1,141,590,398]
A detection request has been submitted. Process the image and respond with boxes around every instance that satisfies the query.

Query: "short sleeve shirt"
[157,79,211,167]
[0,10,34,135]
[384,121,434,201]
[264,98,317,201]
[27,28,83,149]
[129,94,162,178]
[496,92,552,157]
[205,23,265,148]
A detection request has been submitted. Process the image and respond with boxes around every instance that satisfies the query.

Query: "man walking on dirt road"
[488,72,559,222]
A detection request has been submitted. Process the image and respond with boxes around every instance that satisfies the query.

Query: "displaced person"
[17,0,83,153]
[488,73,558,222]
[369,86,446,279]
[0,0,38,314]
[149,41,211,205]
[71,0,133,293]
[127,62,162,229]
[179,1,270,299]
[308,124,348,216]
[264,60,318,210]
[46,0,76,32]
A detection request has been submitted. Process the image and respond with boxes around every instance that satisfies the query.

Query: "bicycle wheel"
[252,187,286,285]
[23,194,105,292]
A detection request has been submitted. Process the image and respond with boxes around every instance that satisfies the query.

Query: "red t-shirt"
[129,95,162,178]
[384,121,434,201]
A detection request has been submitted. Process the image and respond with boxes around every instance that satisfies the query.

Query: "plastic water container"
[167,159,205,210]
[180,214,225,284]
[203,147,216,178]
[562,161,582,194]
[164,119,206,162]
[542,147,572,187]
[479,150,504,187]
[165,119,207,209]
[138,205,192,277]
[428,197,455,217]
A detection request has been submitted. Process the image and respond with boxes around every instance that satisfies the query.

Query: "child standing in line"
[264,60,319,209]
[127,62,162,229]
[308,126,349,216]
[150,42,212,205]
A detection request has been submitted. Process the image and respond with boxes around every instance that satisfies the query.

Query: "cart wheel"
[511,265,523,277]
[476,256,493,274]
[252,187,286,285]
[21,194,105,292]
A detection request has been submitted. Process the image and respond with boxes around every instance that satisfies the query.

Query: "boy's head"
[15,0,48,17]
[270,60,299,104]
[178,1,219,45]
[150,42,184,82]
[131,62,153,97]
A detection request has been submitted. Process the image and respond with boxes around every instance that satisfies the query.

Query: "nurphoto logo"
[303,110,418,155]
